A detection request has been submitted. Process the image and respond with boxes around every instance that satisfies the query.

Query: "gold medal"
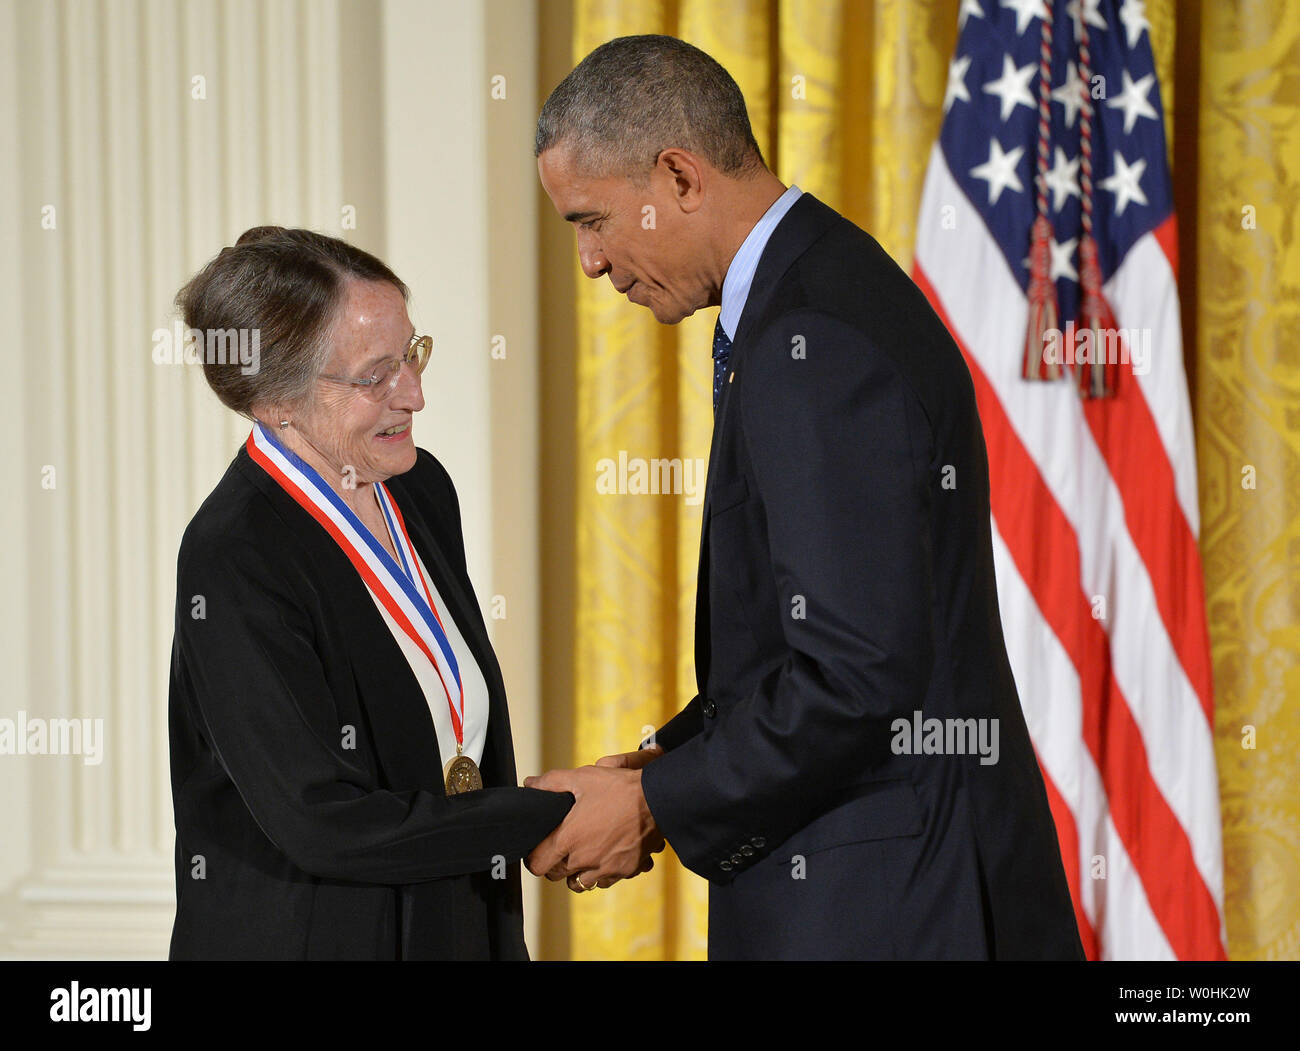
[444,753,483,795]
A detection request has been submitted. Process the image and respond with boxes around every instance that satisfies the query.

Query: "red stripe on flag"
[1079,336,1215,724]
[1154,212,1179,281]
[913,265,1226,960]
[1036,747,1100,960]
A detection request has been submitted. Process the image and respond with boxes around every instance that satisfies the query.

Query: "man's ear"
[656,148,706,214]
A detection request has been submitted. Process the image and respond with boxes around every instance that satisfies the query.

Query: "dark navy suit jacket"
[640,194,1085,961]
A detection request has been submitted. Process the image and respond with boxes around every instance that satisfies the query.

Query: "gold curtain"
[551,0,1300,961]
[1196,2,1300,961]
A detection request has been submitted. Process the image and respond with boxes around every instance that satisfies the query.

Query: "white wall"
[0,0,542,959]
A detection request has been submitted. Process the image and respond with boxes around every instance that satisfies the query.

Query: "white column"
[0,0,541,960]
[483,0,545,953]
[0,0,353,959]
[380,0,493,566]
[381,0,544,953]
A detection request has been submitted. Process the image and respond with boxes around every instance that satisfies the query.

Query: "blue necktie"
[712,319,732,412]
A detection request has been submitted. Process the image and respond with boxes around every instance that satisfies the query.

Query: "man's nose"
[577,231,609,279]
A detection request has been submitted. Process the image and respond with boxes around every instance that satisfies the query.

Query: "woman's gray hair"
[535,34,765,182]
[174,226,409,419]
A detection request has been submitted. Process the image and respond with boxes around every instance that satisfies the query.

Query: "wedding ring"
[575,874,593,891]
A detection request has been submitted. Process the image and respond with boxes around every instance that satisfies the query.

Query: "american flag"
[912,0,1226,959]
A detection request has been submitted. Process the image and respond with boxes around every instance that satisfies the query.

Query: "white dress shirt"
[366,514,489,772]
[718,183,804,341]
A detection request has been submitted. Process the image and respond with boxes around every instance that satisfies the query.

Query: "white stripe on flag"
[1104,233,1201,538]
[990,517,1175,960]
[914,144,1224,936]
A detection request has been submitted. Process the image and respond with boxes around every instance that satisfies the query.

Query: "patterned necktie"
[712,318,732,412]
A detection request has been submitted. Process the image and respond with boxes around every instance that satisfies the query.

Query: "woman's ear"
[249,403,285,432]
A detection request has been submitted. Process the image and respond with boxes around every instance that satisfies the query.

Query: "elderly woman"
[167,226,570,960]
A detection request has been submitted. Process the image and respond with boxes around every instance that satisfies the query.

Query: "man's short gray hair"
[535,34,765,181]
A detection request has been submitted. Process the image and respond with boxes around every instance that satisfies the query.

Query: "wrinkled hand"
[524,764,665,892]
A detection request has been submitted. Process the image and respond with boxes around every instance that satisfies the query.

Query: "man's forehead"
[539,146,620,211]
[539,141,583,178]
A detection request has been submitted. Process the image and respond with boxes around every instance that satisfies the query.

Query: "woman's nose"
[392,359,425,411]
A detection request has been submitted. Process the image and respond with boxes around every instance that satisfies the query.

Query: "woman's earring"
[279,419,290,429]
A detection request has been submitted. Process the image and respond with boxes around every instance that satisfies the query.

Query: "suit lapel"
[699,193,839,520]
[731,193,840,348]
[694,193,842,695]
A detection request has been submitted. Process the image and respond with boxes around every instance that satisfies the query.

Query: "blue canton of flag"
[942,0,1166,327]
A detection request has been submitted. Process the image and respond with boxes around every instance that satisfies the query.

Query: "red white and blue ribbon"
[246,422,466,746]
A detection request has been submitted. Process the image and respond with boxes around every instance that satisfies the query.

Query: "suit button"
[702,699,717,718]
[740,845,754,857]
[730,853,743,865]
[719,860,733,872]
[751,836,765,848]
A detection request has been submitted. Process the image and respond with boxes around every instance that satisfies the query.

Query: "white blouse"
[363,513,489,772]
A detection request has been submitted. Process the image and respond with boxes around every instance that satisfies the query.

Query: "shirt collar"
[717,184,804,342]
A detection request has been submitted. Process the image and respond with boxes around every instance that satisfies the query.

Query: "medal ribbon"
[246,422,466,746]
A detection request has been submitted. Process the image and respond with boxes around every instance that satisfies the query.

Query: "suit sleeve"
[174,531,572,885]
[641,309,936,881]
[642,696,703,753]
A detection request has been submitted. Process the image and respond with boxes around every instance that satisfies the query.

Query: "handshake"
[524,743,667,893]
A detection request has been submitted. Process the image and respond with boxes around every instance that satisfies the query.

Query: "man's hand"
[595,742,664,770]
[524,765,665,892]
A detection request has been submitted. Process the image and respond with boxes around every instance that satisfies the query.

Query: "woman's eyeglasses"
[319,334,432,402]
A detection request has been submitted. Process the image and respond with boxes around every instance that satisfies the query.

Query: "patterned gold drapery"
[1195,1,1300,961]
[551,0,1299,961]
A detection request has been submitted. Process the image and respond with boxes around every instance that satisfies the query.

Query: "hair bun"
[235,225,285,246]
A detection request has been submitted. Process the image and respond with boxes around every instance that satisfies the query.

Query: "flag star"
[983,54,1038,122]
[1023,236,1079,283]
[1107,69,1158,134]
[1066,0,1107,33]
[971,137,1026,204]
[1001,0,1049,36]
[1119,0,1152,49]
[1050,236,1079,282]
[945,55,973,113]
[1100,150,1149,215]
[1042,147,1081,212]
[1052,61,1086,127]
[958,0,985,32]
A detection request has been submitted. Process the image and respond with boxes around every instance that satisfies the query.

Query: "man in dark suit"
[526,34,1084,960]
